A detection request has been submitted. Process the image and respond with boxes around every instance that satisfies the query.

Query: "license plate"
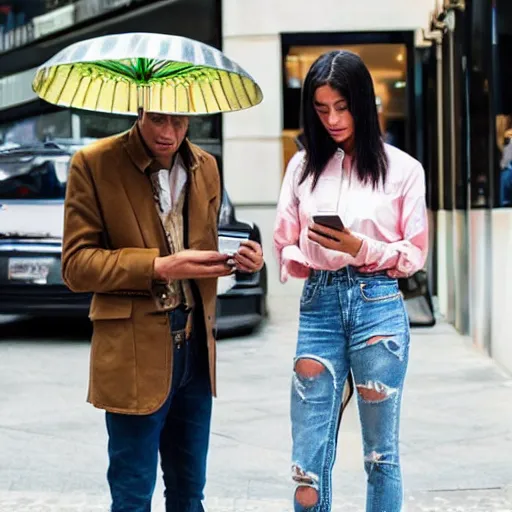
[8,257,54,284]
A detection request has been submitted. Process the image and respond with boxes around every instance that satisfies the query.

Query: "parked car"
[0,139,267,336]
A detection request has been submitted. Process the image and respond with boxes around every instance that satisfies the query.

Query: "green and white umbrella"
[32,32,263,115]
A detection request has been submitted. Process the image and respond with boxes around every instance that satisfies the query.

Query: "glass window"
[77,111,221,144]
[78,111,134,140]
[0,148,69,200]
[495,0,512,207]
[0,110,71,148]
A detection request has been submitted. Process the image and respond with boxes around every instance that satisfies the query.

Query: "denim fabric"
[106,306,212,512]
[291,267,410,512]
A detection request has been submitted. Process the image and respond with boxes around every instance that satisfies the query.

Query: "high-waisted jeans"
[291,267,410,512]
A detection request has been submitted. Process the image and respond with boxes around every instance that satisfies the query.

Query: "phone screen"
[312,214,345,231]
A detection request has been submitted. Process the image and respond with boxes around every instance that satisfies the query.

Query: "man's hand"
[308,223,363,257]
[153,250,235,281]
[233,240,264,273]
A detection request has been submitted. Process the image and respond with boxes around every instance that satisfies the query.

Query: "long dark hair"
[300,50,388,189]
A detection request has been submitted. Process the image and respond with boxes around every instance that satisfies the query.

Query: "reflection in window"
[79,111,133,140]
[494,0,512,207]
[0,110,71,148]
[78,111,221,144]
[499,125,512,207]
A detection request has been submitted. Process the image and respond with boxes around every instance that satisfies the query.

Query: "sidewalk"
[0,294,511,511]
[202,295,512,511]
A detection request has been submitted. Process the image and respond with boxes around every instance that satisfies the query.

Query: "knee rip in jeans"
[356,380,397,403]
[292,464,319,508]
[366,335,404,360]
[364,451,399,468]
[365,451,383,463]
[293,356,337,400]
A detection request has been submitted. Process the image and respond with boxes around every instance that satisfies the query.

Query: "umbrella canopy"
[32,33,263,116]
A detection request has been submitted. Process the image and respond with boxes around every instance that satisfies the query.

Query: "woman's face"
[314,85,355,150]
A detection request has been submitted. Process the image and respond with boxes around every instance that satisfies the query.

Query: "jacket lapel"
[121,125,169,254]
[118,165,170,255]
[120,124,213,254]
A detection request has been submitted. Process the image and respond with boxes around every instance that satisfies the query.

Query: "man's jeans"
[106,306,212,512]
[292,267,410,512]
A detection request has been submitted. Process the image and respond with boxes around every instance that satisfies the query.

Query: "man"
[61,110,264,511]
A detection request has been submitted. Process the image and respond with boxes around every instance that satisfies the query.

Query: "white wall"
[223,0,438,37]
[491,210,512,374]
[221,0,438,294]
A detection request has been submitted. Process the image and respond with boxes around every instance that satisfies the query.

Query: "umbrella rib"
[153,62,195,79]
[111,80,118,113]
[83,78,94,110]
[239,77,252,107]
[227,73,242,110]
[186,83,191,113]
[216,70,231,110]
[69,75,83,107]
[94,61,136,80]
[55,65,74,105]
[95,80,103,111]
[42,68,58,98]
[208,80,221,112]
[198,82,210,113]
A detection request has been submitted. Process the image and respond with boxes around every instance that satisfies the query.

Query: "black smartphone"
[312,214,345,232]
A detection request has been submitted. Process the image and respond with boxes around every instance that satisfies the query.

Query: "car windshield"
[0,137,226,203]
[0,143,73,200]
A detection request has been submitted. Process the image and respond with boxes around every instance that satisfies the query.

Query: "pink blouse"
[273,144,428,283]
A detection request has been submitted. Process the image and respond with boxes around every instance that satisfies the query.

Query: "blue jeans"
[105,306,212,512]
[291,267,410,512]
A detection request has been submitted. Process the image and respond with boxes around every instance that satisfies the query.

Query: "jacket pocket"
[89,294,133,320]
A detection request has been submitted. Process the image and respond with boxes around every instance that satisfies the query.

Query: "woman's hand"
[308,222,363,257]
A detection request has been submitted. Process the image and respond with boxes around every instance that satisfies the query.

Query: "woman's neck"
[342,152,354,172]
[339,139,355,156]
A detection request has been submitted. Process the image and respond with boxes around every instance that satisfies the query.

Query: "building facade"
[1,0,511,372]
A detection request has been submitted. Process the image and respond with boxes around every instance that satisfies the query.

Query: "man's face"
[138,112,189,165]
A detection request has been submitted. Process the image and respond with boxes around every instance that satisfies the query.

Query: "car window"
[0,150,70,200]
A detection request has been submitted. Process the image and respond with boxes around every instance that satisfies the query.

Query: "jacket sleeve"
[273,151,310,283]
[61,150,159,294]
[351,162,429,278]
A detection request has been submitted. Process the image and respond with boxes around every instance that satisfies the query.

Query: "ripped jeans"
[291,267,410,512]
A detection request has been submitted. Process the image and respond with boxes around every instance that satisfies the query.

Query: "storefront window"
[494,0,512,207]
[0,1,52,52]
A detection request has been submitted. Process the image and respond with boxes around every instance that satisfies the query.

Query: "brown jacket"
[61,125,221,415]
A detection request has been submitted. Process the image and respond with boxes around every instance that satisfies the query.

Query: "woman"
[274,51,428,512]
